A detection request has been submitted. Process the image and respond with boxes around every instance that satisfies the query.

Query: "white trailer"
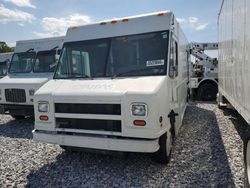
[0,52,13,78]
[189,42,218,101]
[33,11,189,163]
[218,0,250,186]
[0,36,64,119]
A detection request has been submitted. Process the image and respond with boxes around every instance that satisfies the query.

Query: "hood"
[0,74,53,88]
[37,76,166,102]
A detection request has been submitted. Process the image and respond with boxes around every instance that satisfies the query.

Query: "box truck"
[0,52,13,78]
[0,37,64,119]
[218,0,250,186]
[33,11,189,163]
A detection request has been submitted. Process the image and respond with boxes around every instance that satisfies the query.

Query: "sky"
[0,0,222,47]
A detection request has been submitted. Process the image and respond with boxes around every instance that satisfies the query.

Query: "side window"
[169,37,179,78]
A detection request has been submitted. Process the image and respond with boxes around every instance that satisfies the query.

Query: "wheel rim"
[247,141,250,185]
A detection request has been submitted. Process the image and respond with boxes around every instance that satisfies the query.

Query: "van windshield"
[33,50,57,73]
[9,52,36,73]
[54,30,169,79]
[0,61,7,76]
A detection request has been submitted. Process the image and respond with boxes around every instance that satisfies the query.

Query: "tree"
[0,42,14,53]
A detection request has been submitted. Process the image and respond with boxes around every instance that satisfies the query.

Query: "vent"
[56,118,121,132]
[55,103,121,115]
[5,89,26,103]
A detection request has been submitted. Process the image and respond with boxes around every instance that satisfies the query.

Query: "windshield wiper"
[113,67,163,78]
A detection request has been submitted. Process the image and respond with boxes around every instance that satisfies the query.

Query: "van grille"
[5,89,26,103]
[56,118,121,132]
[55,103,121,115]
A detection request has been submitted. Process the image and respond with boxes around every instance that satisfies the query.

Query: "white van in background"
[0,36,64,119]
[33,11,189,163]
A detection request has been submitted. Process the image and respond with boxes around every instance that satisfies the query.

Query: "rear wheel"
[153,131,172,164]
[244,139,250,188]
[11,115,25,120]
[197,83,218,101]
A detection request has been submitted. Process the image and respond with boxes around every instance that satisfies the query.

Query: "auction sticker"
[146,59,165,67]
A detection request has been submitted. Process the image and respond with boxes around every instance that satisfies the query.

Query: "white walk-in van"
[218,0,250,186]
[0,52,13,78]
[33,11,189,163]
[0,37,64,119]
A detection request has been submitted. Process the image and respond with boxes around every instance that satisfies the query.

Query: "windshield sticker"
[146,59,165,67]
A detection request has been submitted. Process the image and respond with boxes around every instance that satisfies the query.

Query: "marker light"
[157,13,164,16]
[39,115,49,121]
[111,20,118,24]
[133,120,146,126]
[71,26,78,30]
[122,18,129,22]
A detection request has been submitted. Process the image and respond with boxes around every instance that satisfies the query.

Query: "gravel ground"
[0,102,248,187]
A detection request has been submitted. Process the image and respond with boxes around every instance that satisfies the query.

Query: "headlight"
[38,102,49,113]
[131,103,147,116]
[29,89,35,96]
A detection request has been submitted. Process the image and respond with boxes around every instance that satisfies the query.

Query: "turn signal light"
[39,115,49,121]
[133,120,146,126]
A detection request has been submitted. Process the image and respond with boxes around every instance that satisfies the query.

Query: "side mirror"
[55,54,60,62]
[169,59,177,78]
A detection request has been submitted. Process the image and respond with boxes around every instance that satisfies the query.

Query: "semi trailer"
[0,36,64,119]
[218,0,250,186]
[0,52,13,78]
[33,11,189,163]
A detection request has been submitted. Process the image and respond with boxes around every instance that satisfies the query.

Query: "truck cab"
[0,37,64,119]
[33,11,189,163]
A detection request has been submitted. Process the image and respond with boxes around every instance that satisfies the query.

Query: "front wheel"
[153,132,172,164]
[244,139,250,188]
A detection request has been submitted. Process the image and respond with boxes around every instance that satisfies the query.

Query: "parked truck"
[0,36,64,119]
[33,11,189,163]
[0,52,13,78]
[189,42,218,101]
[218,0,250,186]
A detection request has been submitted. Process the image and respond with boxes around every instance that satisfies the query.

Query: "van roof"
[65,10,174,43]
[15,36,65,53]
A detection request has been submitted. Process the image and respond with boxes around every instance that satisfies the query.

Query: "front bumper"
[33,130,160,153]
[0,104,34,116]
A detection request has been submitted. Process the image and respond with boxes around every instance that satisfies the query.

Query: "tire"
[244,139,250,188]
[197,83,218,101]
[11,115,25,120]
[153,132,172,164]
[60,145,76,153]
